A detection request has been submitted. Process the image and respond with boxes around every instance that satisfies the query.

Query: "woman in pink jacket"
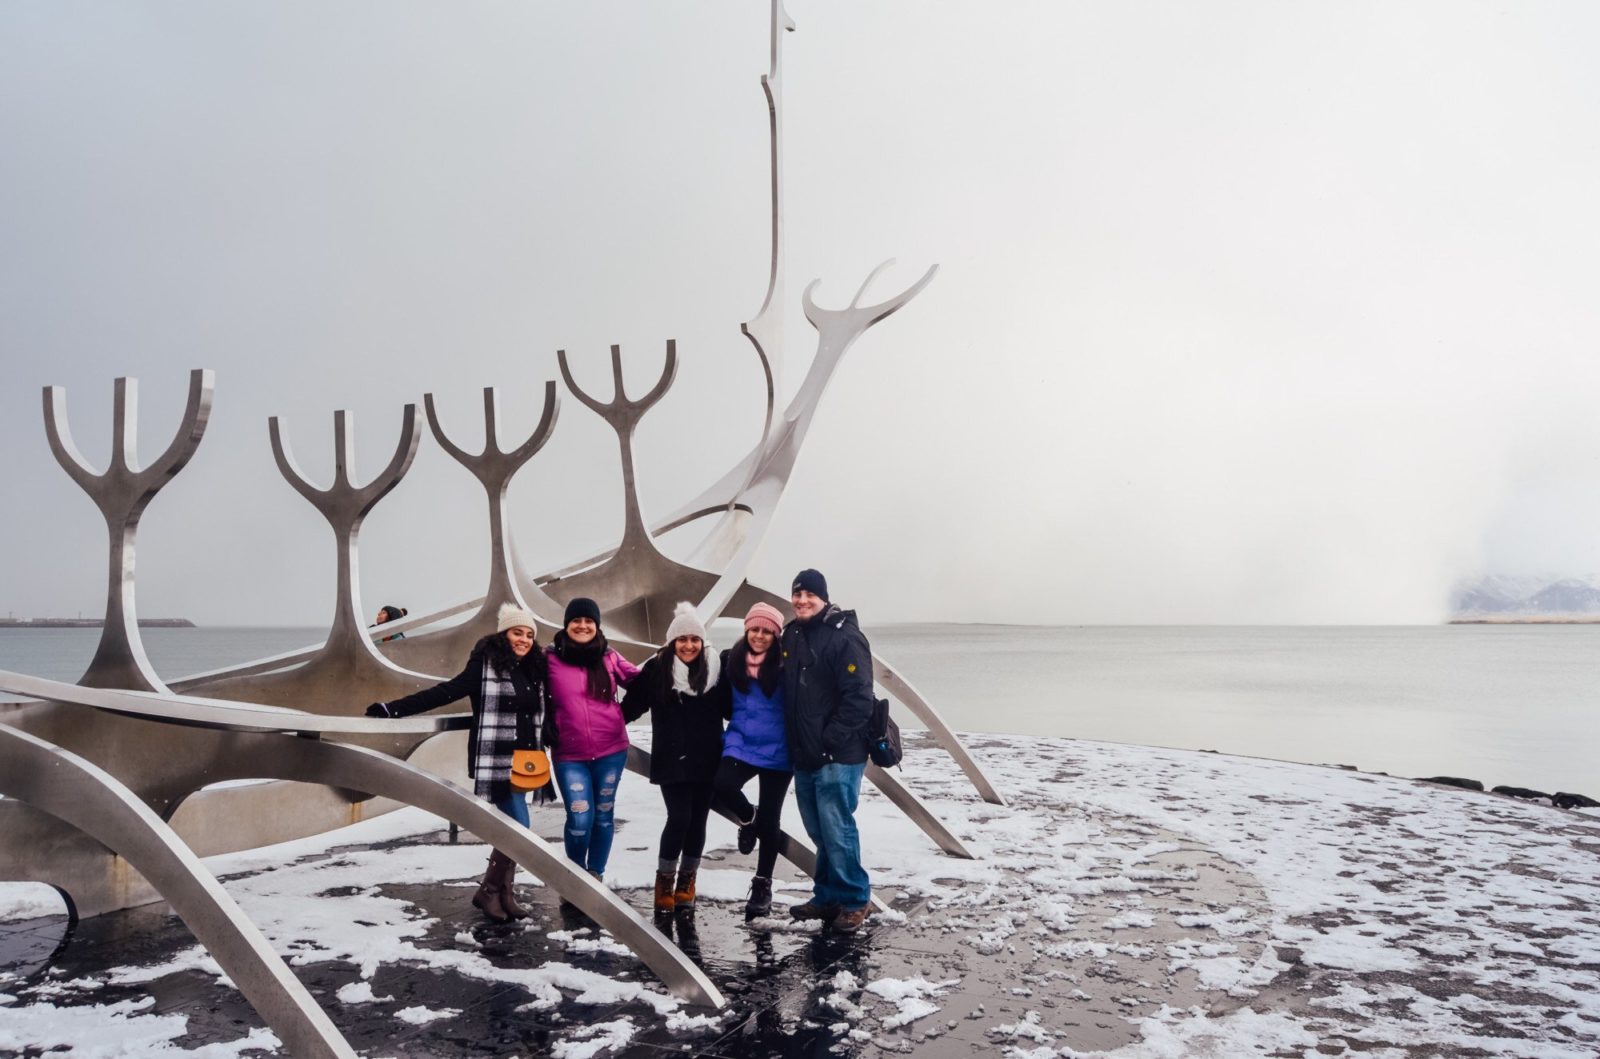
[545,597,639,881]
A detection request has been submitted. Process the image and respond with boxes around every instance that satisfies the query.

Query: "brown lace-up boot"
[673,868,698,911]
[495,852,528,920]
[471,852,511,922]
[653,869,677,915]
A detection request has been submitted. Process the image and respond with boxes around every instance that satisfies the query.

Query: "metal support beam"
[0,725,356,1059]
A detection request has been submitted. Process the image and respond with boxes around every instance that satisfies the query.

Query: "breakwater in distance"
[0,618,195,628]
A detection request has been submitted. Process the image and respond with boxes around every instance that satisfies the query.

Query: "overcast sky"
[4,2,1600,626]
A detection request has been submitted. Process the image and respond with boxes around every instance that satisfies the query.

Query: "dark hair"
[473,630,546,679]
[660,641,711,694]
[728,636,781,696]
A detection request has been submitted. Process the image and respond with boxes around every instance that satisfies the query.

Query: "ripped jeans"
[553,749,629,878]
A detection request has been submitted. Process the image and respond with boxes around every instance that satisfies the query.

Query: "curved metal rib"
[0,725,356,1059]
[0,671,722,1006]
[692,263,938,626]
[872,659,1005,806]
[40,368,214,692]
[866,764,974,859]
[198,734,724,1009]
[0,670,466,737]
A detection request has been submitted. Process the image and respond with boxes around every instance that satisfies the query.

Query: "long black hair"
[727,636,780,696]
[473,629,547,680]
[660,640,712,694]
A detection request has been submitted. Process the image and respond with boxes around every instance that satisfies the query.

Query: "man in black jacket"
[780,568,874,932]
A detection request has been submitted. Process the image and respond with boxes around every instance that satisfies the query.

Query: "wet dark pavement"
[0,809,1269,1058]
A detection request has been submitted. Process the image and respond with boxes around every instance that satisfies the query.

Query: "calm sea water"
[2,624,1595,795]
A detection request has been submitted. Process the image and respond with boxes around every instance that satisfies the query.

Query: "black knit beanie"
[564,596,602,626]
[791,568,829,602]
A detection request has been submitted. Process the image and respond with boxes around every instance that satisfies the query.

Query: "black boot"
[744,876,773,921]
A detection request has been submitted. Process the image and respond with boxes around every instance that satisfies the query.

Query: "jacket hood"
[821,604,858,630]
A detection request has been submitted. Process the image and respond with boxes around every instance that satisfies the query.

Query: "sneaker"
[737,818,758,856]
[788,899,841,923]
[830,905,871,933]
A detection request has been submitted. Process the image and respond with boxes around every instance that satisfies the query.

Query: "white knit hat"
[496,602,538,633]
[663,601,708,644]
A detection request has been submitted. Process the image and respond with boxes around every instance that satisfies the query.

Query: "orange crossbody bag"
[509,749,551,790]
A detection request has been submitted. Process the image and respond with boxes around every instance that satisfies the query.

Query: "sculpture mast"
[739,0,795,465]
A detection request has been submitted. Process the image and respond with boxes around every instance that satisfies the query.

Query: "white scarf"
[671,645,720,695]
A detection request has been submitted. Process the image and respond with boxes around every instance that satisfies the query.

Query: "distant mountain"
[1451,575,1600,620]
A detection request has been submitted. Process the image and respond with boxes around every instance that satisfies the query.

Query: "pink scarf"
[745,648,768,680]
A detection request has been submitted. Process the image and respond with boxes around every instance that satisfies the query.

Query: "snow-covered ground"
[2,732,1597,1057]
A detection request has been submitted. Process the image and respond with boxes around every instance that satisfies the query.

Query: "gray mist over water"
[4,5,1600,626]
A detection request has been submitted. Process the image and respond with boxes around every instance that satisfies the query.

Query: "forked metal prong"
[39,368,215,692]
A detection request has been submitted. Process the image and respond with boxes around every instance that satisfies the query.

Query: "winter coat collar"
[796,604,857,632]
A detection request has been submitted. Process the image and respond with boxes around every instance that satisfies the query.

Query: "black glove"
[364,702,392,718]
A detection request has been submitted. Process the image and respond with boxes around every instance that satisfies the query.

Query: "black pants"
[713,755,794,879]
[658,780,715,868]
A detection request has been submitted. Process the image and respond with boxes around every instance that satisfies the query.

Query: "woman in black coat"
[620,602,727,919]
[365,603,553,923]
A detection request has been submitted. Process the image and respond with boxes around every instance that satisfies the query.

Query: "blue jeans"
[553,749,628,878]
[491,789,530,829]
[793,761,870,909]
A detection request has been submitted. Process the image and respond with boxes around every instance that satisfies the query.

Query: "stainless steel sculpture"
[0,669,724,1059]
[378,383,566,676]
[1,2,1001,1049]
[42,368,214,693]
[0,723,356,1059]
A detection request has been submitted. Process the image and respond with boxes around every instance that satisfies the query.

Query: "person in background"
[621,602,727,921]
[781,569,876,933]
[373,604,408,642]
[712,601,792,920]
[364,603,551,922]
[545,597,639,885]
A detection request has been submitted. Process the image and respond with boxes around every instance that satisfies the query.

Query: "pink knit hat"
[744,602,784,636]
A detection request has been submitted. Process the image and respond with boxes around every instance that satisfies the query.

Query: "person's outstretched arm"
[366,660,477,718]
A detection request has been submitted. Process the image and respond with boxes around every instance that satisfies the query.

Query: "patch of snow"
[552,1017,635,1058]
[0,996,279,1057]
[335,980,392,1004]
[865,976,959,1029]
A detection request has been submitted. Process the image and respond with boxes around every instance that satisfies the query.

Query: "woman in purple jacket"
[545,597,639,882]
[712,602,792,919]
